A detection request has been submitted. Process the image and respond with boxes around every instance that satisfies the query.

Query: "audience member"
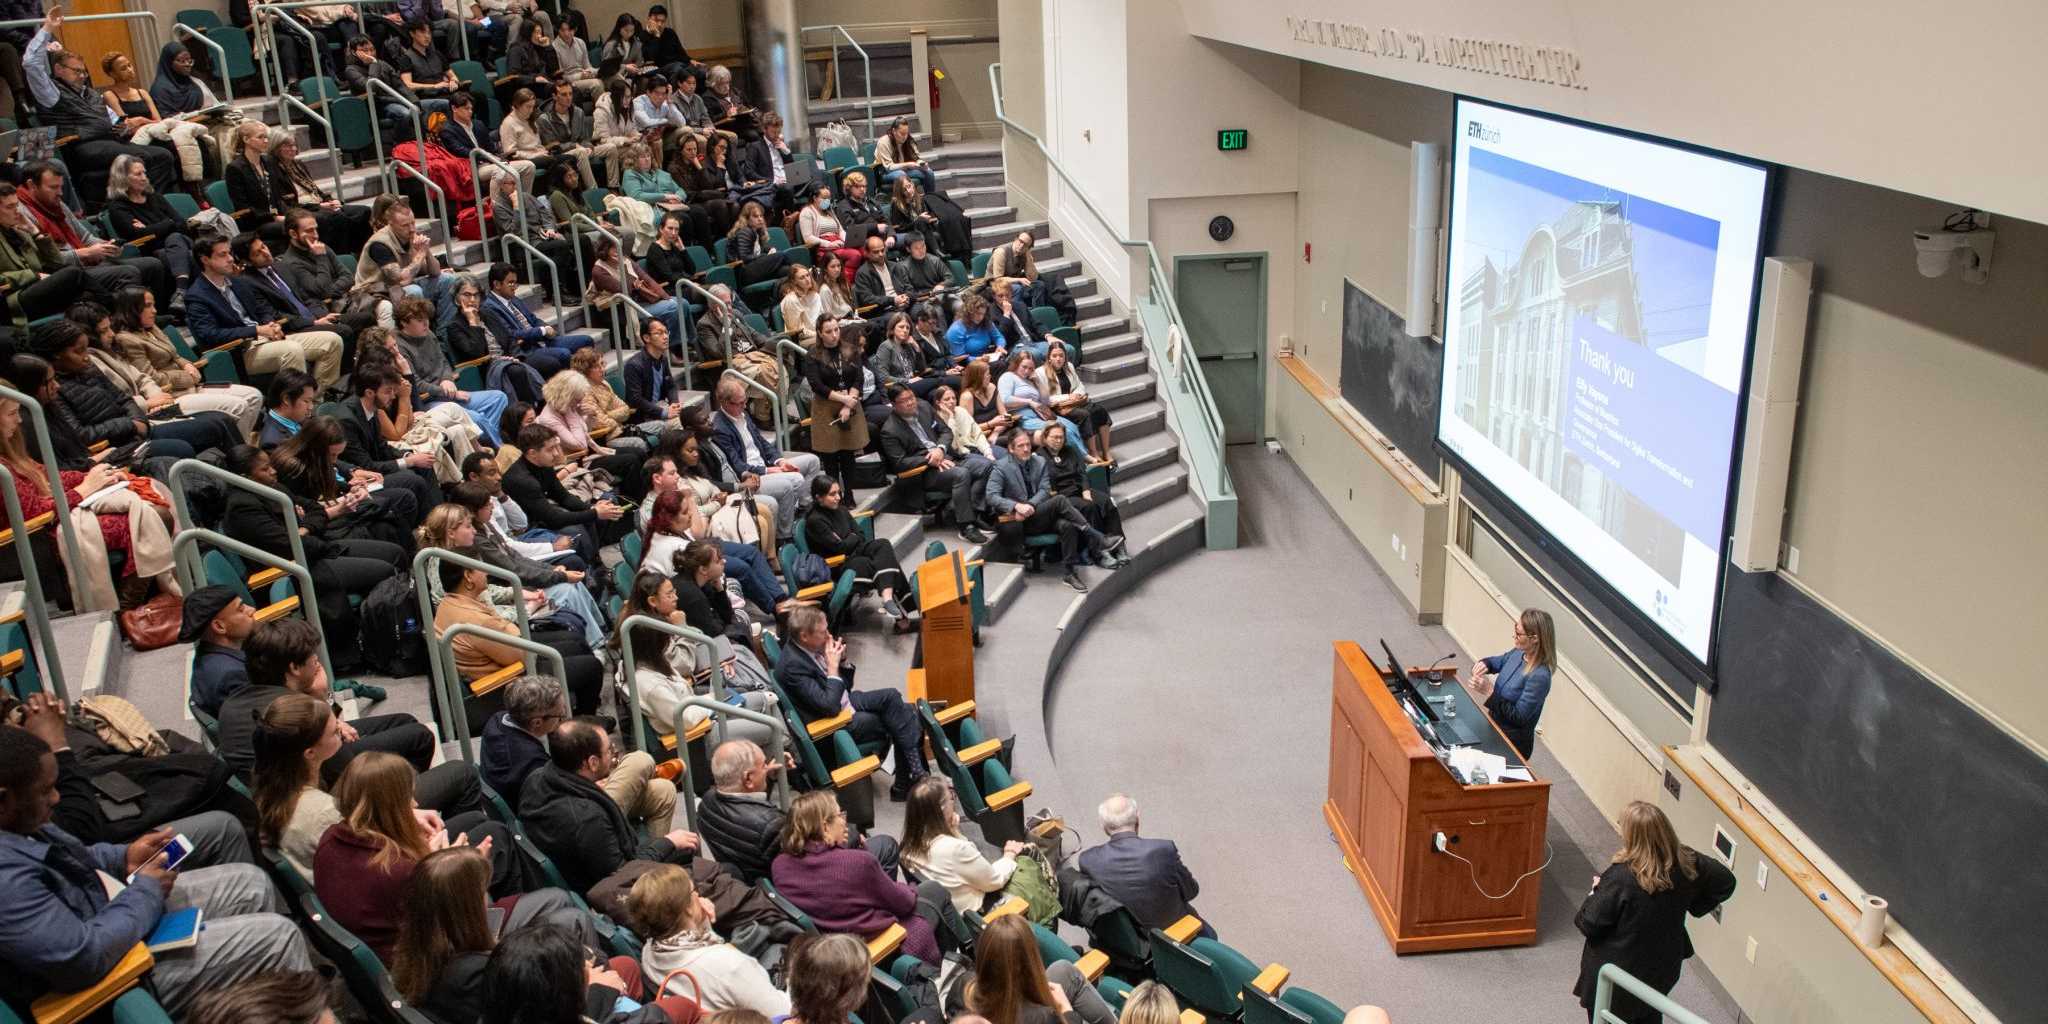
[1040,422,1126,561]
[0,724,309,1017]
[395,297,513,444]
[901,776,1029,914]
[16,161,173,312]
[0,182,99,323]
[740,111,799,213]
[621,317,685,424]
[771,790,962,965]
[23,11,177,195]
[503,424,627,553]
[108,286,263,433]
[482,922,691,1024]
[479,674,572,802]
[187,235,345,391]
[517,717,699,894]
[233,231,362,362]
[184,586,259,716]
[629,863,791,1015]
[804,475,914,626]
[184,968,337,1024]
[1573,801,1737,1024]
[40,312,240,456]
[485,260,591,378]
[430,547,606,714]
[875,117,939,195]
[101,155,204,286]
[775,604,927,801]
[968,913,1119,1024]
[985,428,1119,591]
[1076,793,1209,936]
[639,483,783,613]
[879,383,994,541]
[618,567,781,746]
[393,845,605,1023]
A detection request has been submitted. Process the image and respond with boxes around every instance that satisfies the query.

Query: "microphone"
[1426,653,1457,684]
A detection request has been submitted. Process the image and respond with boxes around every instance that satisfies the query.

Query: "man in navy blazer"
[773,604,925,801]
[1077,793,1214,937]
[184,235,345,392]
[708,375,820,537]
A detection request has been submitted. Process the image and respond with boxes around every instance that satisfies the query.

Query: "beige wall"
[1042,0,1131,301]
[994,0,1047,218]
[1177,0,2048,226]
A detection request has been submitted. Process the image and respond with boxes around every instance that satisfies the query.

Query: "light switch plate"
[1755,860,1769,890]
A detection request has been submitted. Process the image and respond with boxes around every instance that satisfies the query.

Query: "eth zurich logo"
[1467,121,1501,143]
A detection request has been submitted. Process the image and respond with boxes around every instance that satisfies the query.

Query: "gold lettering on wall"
[1285,15,1587,91]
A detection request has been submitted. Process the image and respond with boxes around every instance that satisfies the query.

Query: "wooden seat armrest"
[252,595,302,623]
[894,464,928,479]
[982,897,1028,922]
[659,731,678,751]
[852,508,875,521]
[127,233,157,248]
[0,511,55,548]
[806,707,853,739]
[1179,1011,1205,1024]
[933,699,976,726]
[964,559,985,571]
[824,554,846,568]
[31,943,153,1024]
[865,923,906,964]
[200,339,247,356]
[0,649,24,677]
[829,753,881,787]
[983,780,1032,811]
[469,662,523,696]
[1075,949,1110,982]
[88,441,109,454]
[455,355,491,370]
[683,717,713,742]
[54,135,79,147]
[247,567,286,589]
[1162,915,1204,944]
[956,737,1002,766]
[792,582,833,601]
[1250,964,1290,994]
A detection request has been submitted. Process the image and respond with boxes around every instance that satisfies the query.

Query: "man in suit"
[185,236,345,392]
[233,231,358,362]
[709,375,821,538]
[339,364,443,512]
[483,262,587,378]
[1077,793,1213,937]
[853,234,912,313]
[501,424,627,548]
[739,110,802,214]
[877,384,992,541]
[774,603,926,801]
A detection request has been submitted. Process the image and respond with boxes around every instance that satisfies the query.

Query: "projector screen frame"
[1433,95,1779,686]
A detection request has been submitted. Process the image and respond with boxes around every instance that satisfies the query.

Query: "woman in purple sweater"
[770,792,968,965]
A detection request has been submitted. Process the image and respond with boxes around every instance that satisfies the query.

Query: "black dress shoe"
[960,524,992,544]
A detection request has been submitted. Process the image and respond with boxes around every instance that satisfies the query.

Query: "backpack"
[788,552,832,589]
[709,494,761,547]
[1003,849,1064,925]
[358,572,429,677]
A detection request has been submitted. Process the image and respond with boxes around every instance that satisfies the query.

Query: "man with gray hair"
[1076,793,1212,936]
[695,739,898,883]
[695,283,780,420]
[478,675,678,834]
[710,375,822,536]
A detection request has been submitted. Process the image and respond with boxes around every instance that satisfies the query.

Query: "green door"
[1174,255,1266,445]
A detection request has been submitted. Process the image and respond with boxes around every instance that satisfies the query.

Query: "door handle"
[1197,353,1257,363]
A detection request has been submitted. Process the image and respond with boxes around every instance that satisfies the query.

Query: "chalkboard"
[1339,281,1442,480]
[1710,569,2048,1024]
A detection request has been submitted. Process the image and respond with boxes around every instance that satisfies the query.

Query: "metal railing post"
[471,147,538,285]
[169,24,231,104]
[0,466,63,700]
[570,213,655,362]
[260,10,325,127]
[281,95,346,201]
[166,459,336,677]
[0,385,82,609]
[170,528,334,682]
[801,25,872,143]
[1592,965,1712,1024]
[674,695,791,828]
[436,627,564,762]
[413,546,535,748]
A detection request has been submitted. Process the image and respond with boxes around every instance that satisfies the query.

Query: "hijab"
[150,42,205,114]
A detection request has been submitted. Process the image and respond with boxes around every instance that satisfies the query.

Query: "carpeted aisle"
[1045,447,1740,1023]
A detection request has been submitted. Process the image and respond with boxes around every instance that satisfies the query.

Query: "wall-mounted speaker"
[1730,257,1813,572]
[1404,142,1443,338]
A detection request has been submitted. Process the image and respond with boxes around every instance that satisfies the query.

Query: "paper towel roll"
[1853,895,1888,947]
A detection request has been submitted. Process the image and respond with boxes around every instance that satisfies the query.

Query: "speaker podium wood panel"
[908,550,974,707]
[1323,641,1551,953]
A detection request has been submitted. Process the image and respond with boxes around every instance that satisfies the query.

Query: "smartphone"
[160,834,194,871]
[199,381,231,389]
[90,773,146,803]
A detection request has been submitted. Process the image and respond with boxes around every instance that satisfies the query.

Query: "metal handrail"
[800,25,873,143]
[670,274,737,394]
[281,95,345,201]
[169,24,231,104]
[258,10,324,121]
[365,76,433,195]
[988,62,1236,513]
[499,235,567,335]
[616,612,723,754]
[382,160,457,268]
[414,545,533,747]
[10,16,161,95]
[436,625,564,762]
[165,457,333,675]
[0,465,63,699]
[720,369,788,453]
[674,696,791,829]
[169,528,333,681]
[773,336,808,422]
[570,213,653,362]
[0,385,82,612]
[1593,965,1711,1024]
[470,147,534,281]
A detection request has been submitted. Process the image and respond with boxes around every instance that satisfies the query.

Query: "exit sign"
[1217,129,1249,152]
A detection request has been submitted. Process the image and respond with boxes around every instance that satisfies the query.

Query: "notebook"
[146,907,204,953]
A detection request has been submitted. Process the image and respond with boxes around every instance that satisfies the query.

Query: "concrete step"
[944,184,1011,213]
[982,562,1028,624]
[1079,351,1148,384]
[1115,463,1191,520]
[1070,294,1111,323]
[1114,400,1168,443]
[1077,313,1129,341]
[936,165,1004,192]
[807,94,917,122]
[971,218,1047,250]
[1110,439,1182,483]
[1092,377,1156,414]
[1080,332,1142,364]
[925,143,1002,172]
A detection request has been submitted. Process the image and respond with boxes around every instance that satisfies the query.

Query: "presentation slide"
[1437,99,1768,664]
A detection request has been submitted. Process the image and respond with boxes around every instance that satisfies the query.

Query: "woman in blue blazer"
[1468,608,1556,759]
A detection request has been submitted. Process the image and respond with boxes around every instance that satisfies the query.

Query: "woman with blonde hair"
[629,862,791,1014]
[1117,982,1181,1024]
[267,128,373,253]
[777,264,826,350]
[537,369,645,481]
[1574,801,1736,1024]
[313,752,518,960]
[968,914,1117,1024]
[224,120,289,231]
[100,50,213,183]
[570,346,633,443]
[1468,607,1557,759]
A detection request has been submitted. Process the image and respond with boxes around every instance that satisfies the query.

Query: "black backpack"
[357,572,429,678]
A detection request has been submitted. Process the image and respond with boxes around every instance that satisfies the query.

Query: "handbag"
[652,964,702,1005]
[117,592,183,651]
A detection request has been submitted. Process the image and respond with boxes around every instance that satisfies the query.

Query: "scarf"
[21,191,82,249]
[150,42,204,113]
[647,925,726,957]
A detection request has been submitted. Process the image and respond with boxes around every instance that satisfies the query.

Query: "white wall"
[1042,0,1132,302]
[1176,0,2048,226]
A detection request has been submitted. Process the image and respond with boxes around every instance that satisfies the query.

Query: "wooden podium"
[905,550,974,706]
[1324,641,1551,953]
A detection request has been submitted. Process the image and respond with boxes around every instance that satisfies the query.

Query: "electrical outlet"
[1433,831,1448,852]
[1784,544,1801,574]
[1390,532,1399,552]
[1745,936,1758,963]
[1756,860,1770,890]
[1663,769,1682,798]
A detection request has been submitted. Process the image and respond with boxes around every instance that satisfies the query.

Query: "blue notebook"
[146,908,204,952]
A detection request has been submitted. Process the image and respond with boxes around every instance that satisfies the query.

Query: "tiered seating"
[915,698,1032,844]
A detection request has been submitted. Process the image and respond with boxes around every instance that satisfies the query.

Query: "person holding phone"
[1466,607,1556,759]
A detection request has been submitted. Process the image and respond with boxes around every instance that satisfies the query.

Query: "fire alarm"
[1304,242,1312,262]
[1207,216,1234,242]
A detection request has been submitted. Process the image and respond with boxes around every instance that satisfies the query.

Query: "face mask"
[818,198,832,210]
